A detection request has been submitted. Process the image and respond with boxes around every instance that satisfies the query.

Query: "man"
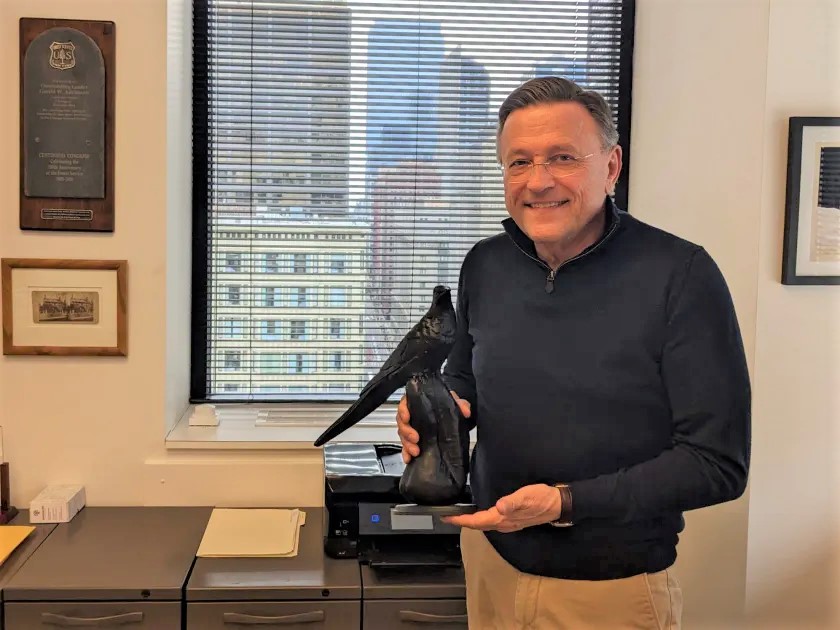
[396,76,751,629]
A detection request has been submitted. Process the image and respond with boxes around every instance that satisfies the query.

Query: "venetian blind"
[191,0,635,403]
[819,147,840,210]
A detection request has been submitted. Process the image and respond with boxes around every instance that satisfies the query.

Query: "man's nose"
[526,163,555,192]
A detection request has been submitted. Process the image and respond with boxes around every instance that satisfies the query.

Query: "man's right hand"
[397,391,471,464]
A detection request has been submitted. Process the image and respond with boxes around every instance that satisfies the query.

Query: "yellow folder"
[197,508,306,558]
[0,526,35,566]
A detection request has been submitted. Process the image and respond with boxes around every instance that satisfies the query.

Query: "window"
[222,351,242,371]
[224,252,242,272]
[263,253,279,273]
[192,0,634,402]
[219,318,244,339]
[292,287,310,307]
[258,353,285,374]
[292,253,310,274]
[289,320,308,340]
[262,286,281,307]
[328,254,348,274]
[328,351,347,371]
[327,287,348,307]
[260,319,282,340]
[225,285,241,306]
[289,354,317,374]
[328,318,345,340]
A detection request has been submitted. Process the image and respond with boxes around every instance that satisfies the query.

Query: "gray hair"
[497,76,619,152]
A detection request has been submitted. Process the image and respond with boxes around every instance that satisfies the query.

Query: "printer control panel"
[358,502,459,535]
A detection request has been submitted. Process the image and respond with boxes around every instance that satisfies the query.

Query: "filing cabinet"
[2,507,211,630]
[361,564,467,629]
[0,511,56,630]
[186,508,361,630]
[0,506,467,629]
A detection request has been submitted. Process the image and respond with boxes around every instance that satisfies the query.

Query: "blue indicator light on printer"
[371,514,380,523]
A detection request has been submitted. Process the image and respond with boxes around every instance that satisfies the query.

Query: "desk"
[3,507,211,629]
[0,506,466,629]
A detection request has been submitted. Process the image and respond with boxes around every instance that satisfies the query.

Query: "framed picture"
[782,117,840,285]
[1,258,127,356]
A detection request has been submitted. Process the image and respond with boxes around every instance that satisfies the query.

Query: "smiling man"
[396,77,751,629]
[499,95,621,272]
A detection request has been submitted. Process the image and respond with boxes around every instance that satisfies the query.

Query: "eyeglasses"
[501,153,594,181]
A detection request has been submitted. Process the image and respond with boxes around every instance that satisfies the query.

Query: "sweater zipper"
[512,221,619,294]
[545,269,557,294]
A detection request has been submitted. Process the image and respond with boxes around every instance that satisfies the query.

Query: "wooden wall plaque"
[20,18,115,232]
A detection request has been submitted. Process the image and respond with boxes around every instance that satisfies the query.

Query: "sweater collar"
[502,195,622,263]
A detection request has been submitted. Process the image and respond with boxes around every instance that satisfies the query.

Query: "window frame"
[189,0,637,403]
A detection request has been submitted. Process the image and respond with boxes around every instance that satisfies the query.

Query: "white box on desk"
[29,484,86,523]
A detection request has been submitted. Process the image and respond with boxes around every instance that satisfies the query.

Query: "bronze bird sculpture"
[314,285,470,506]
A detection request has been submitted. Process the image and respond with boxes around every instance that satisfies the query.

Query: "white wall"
[0,0,174,503]
[1,0,838,628]
[746,1,840,628]
[0,0,324,510]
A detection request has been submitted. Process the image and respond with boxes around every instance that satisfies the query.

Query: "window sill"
[165,403,403,450]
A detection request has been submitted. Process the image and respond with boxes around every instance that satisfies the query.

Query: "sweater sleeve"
[569,247,751,523]
[442,251,478,431]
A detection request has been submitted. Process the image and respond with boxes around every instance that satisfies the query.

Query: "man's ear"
[606,144,623,195]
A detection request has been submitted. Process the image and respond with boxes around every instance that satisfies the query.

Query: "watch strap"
[550,483,574,527]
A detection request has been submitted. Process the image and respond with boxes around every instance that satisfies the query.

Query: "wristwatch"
[549,483,574,527]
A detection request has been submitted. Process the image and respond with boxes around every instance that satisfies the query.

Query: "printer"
[323,442,472,568]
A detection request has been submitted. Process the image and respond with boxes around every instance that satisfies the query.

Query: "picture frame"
[781,117,840,285]
[1,258,127,356]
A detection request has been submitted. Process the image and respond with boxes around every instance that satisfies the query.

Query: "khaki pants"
[460,528,682,630]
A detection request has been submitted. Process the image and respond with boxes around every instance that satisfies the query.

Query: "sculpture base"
[392,503,477,516]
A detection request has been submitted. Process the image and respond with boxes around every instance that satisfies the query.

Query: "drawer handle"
[223,611,325,625]
[399,610,468,625]
[42,612,144,626]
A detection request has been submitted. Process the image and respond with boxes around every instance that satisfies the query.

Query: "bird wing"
[313,360,414,447]
[357,321,429,398]
[313,311,447,447]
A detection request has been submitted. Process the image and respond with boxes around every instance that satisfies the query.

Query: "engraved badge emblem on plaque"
[48,41,76,70]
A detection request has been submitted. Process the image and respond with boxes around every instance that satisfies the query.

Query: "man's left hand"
[442,483,562,532]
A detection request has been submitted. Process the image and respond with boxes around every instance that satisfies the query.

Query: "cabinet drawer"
[188,601,360,630]
[4,602,180,629]
[363,600,467,629]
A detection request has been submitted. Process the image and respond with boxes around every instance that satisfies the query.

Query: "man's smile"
[525,200,570,209]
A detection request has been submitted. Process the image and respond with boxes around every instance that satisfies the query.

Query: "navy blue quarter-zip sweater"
[442,198,751,580]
